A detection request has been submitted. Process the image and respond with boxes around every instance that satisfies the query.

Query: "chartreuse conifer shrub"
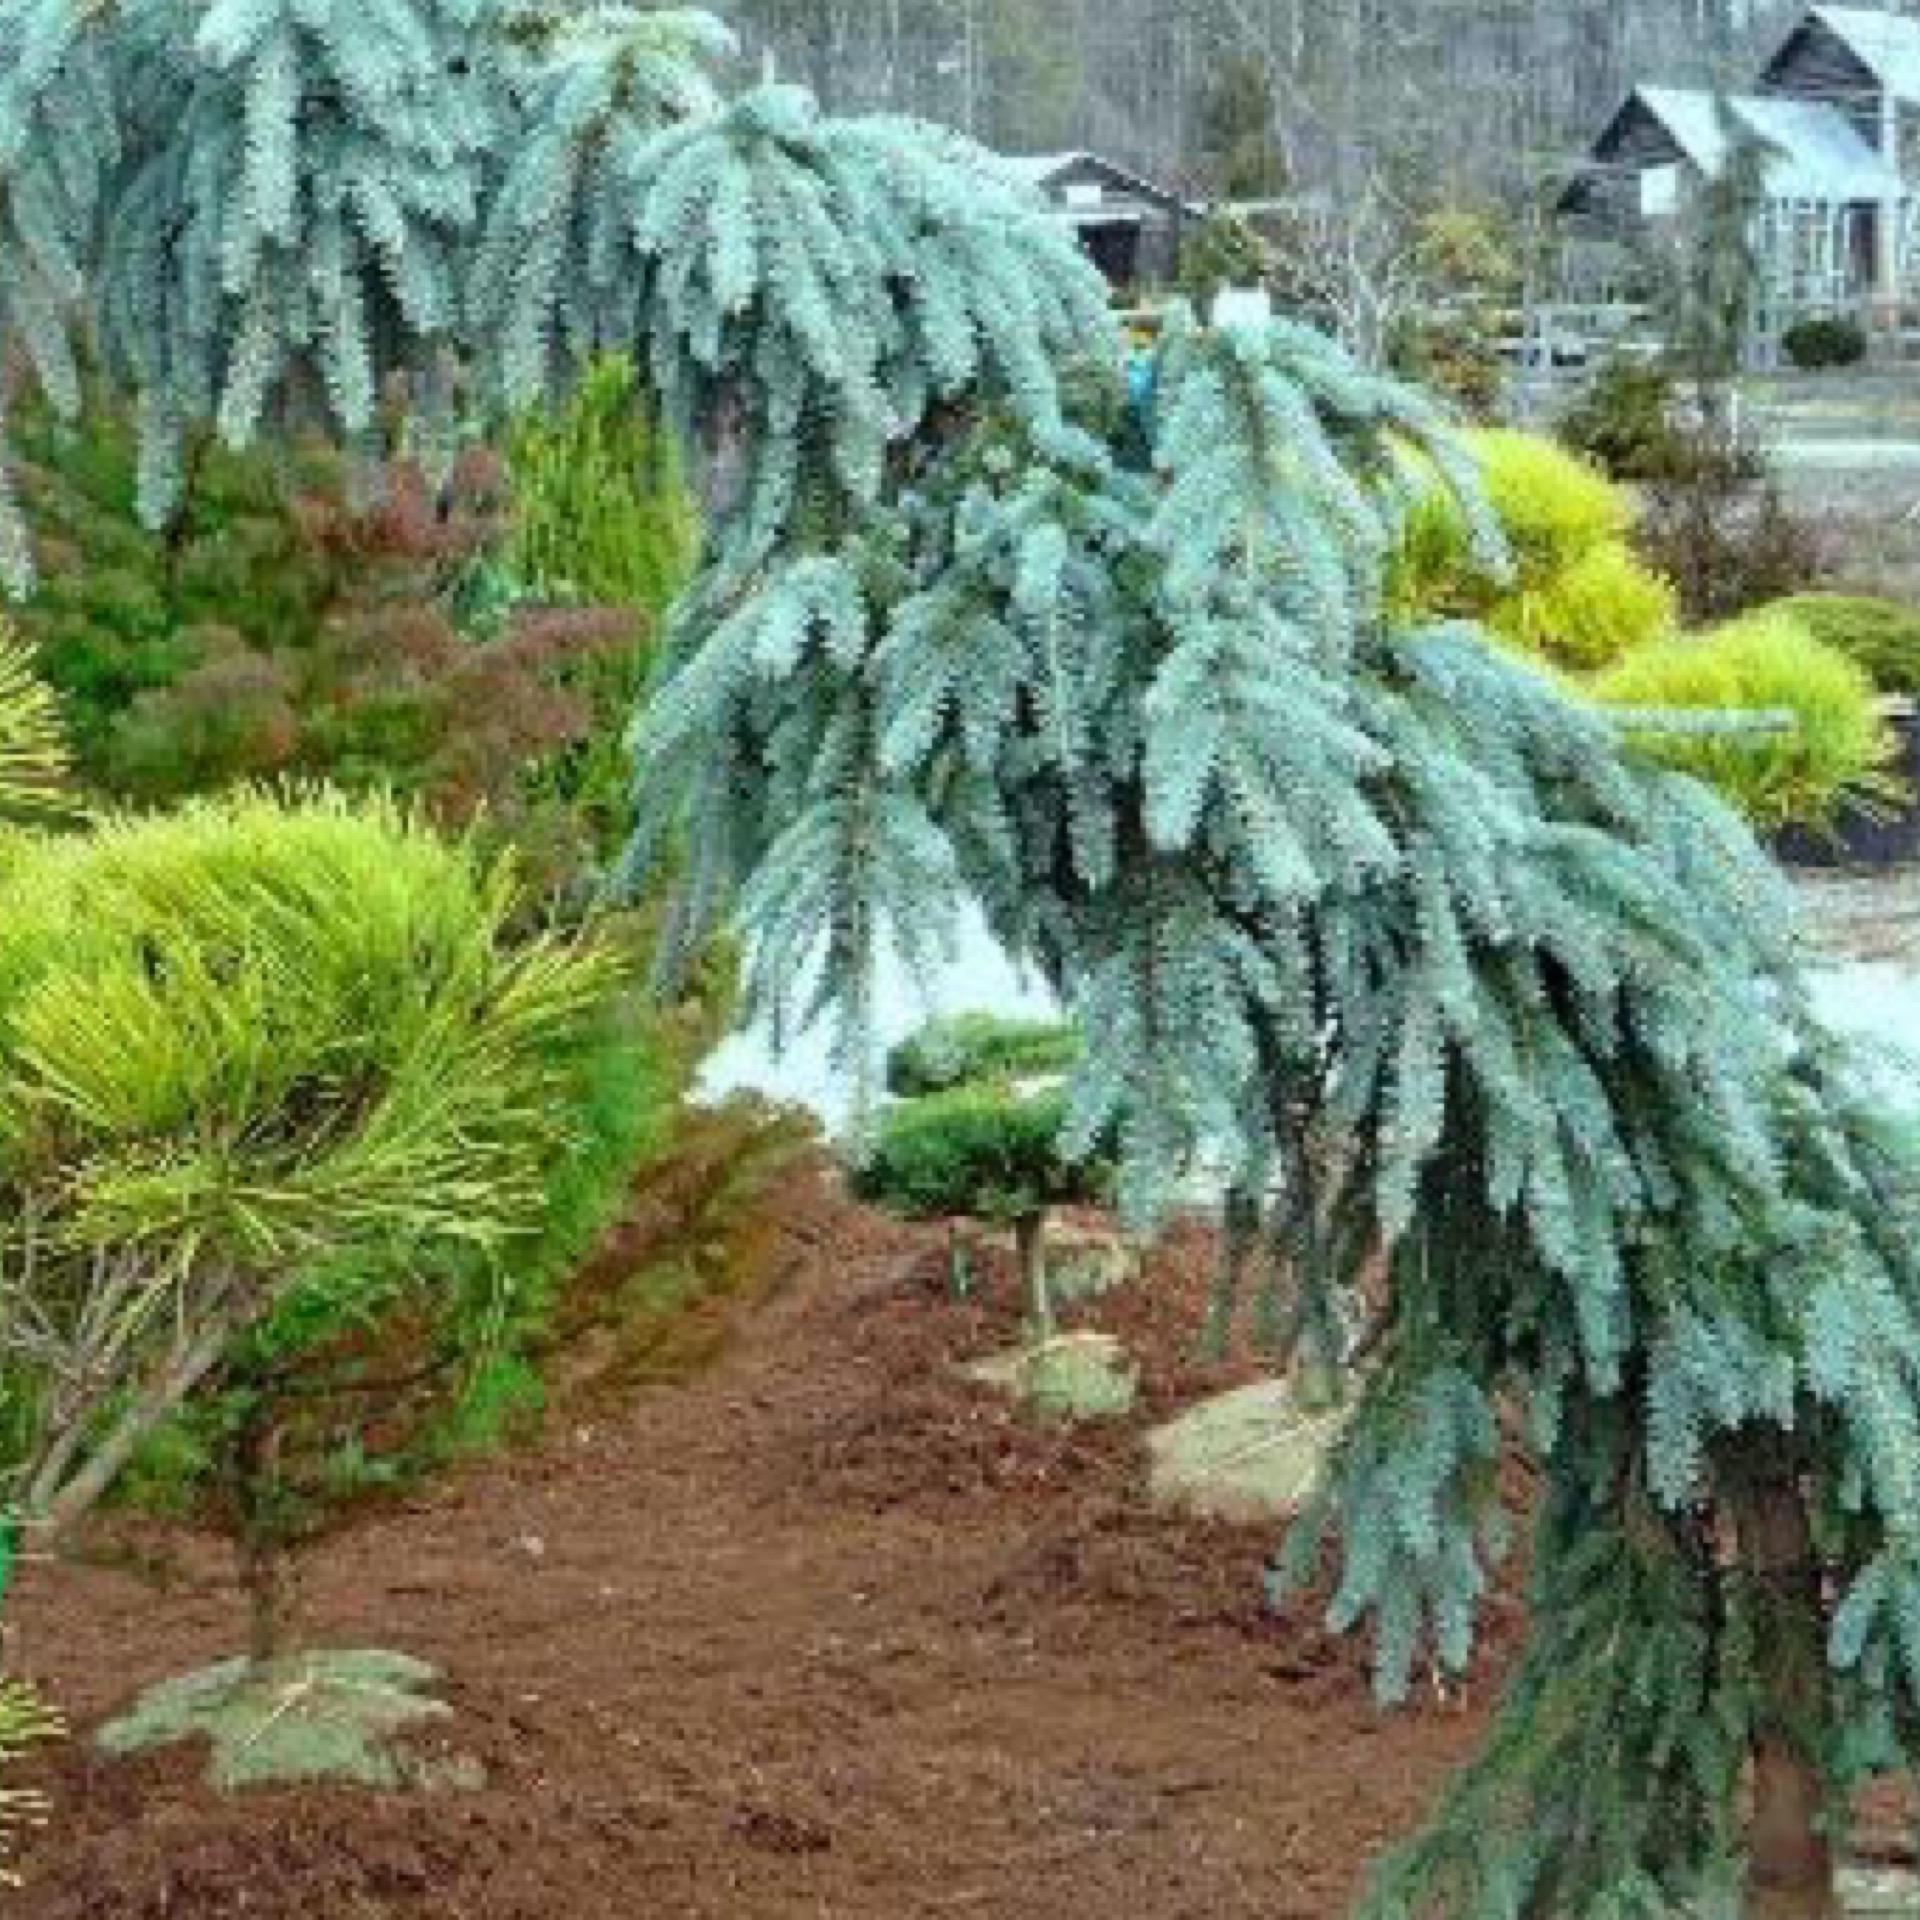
[0,790,617,1570]
[0,644,64,1886]
[499,352,700,862]
[112,990,679,1671]
[1393,427,1677,672]
[1595,610,1901,832]
[1769,593,1920,698]
[0,1679,59,1884]
[10,8,1920,1913]
[0,624,70,823]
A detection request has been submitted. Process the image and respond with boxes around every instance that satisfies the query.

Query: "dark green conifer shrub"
[1560,358,1692,483]
[885,1012,1080,1097]
[1175,211,1273,318]
[1782,315,1868,370]
[853,1085,1110,1330]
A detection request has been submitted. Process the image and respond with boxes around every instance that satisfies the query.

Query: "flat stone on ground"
[1842,1866,1920,1914]
[964,1330,1138,1420]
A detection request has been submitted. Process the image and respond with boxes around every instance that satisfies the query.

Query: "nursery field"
[5,1148,1506,1920]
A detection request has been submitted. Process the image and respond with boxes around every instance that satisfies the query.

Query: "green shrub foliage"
[1782,315,1868,371]
[120,992,680,1663]
[1770,592,1920,697]
[1594,610,1900,830]
[1559,358,1692,484]
[502,354,698,616]
[885,1012,1080,1098]
[13,10,1920,1914]
[1174,210,1272,318]
[0,789,617,1548]
[1561,360,1827,624]
[853,1085,1104,1226]
[853,1082,1109,1327]
[2,387,643,894]
[499,354,699,862]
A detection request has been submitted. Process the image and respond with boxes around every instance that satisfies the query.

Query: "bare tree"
[715,0,1846,213]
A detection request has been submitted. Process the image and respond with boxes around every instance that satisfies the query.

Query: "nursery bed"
[13,1156,1919,1918]
[6,1161,1505,1920]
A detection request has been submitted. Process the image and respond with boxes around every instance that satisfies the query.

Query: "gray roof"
[1806,7,1920,105]
[1002,152,1088,186]
[1001,151,1204,216]
[1634,85,1904,199]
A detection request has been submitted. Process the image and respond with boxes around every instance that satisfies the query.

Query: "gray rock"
[964,1330,1139,1420]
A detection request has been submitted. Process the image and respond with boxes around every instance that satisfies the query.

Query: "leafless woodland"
[722,1,1882,206]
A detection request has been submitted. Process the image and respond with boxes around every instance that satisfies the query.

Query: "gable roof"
[1001,151,1203,217]
[1799,7,1920,105]
[1597,85,1902,199]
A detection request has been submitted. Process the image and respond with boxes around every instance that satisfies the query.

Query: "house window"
[1640,164,1680,219]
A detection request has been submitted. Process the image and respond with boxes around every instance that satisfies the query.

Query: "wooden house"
[1002,152,1202,295]
[1561,7,1920,352]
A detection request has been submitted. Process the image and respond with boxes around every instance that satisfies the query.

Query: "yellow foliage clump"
[1592,610,1901,830]
[1393,429,1675,673]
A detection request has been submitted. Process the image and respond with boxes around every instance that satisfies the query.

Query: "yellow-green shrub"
[0,789,621,1550]
[1766,593,1920,696]
[1393,429,1674,672]
[1592,612,1901,830]
[1491,542,1680,675]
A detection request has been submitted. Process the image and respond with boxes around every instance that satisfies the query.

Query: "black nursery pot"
[1775,700,1920,872]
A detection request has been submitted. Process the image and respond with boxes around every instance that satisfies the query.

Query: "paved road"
[1770,439,1920,471]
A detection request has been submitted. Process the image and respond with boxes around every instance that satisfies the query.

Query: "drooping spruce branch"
[632,272,1920,1914]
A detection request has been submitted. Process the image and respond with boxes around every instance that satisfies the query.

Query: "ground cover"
[7,1158,1508,1920]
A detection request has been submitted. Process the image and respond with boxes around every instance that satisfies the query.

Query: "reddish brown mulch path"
[6,1156,1513,1920]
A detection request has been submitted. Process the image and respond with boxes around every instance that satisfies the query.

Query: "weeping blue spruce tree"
[5,6,1920,1914]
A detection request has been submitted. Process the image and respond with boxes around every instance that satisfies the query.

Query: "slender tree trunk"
[1014,1210,1050,1335]
[241,1534,296,1670]
[1732,1477,1839,1920]
[232,1400,296,1670]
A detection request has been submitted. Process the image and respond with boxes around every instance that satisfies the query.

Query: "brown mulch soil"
[5,1153,1516,1920]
